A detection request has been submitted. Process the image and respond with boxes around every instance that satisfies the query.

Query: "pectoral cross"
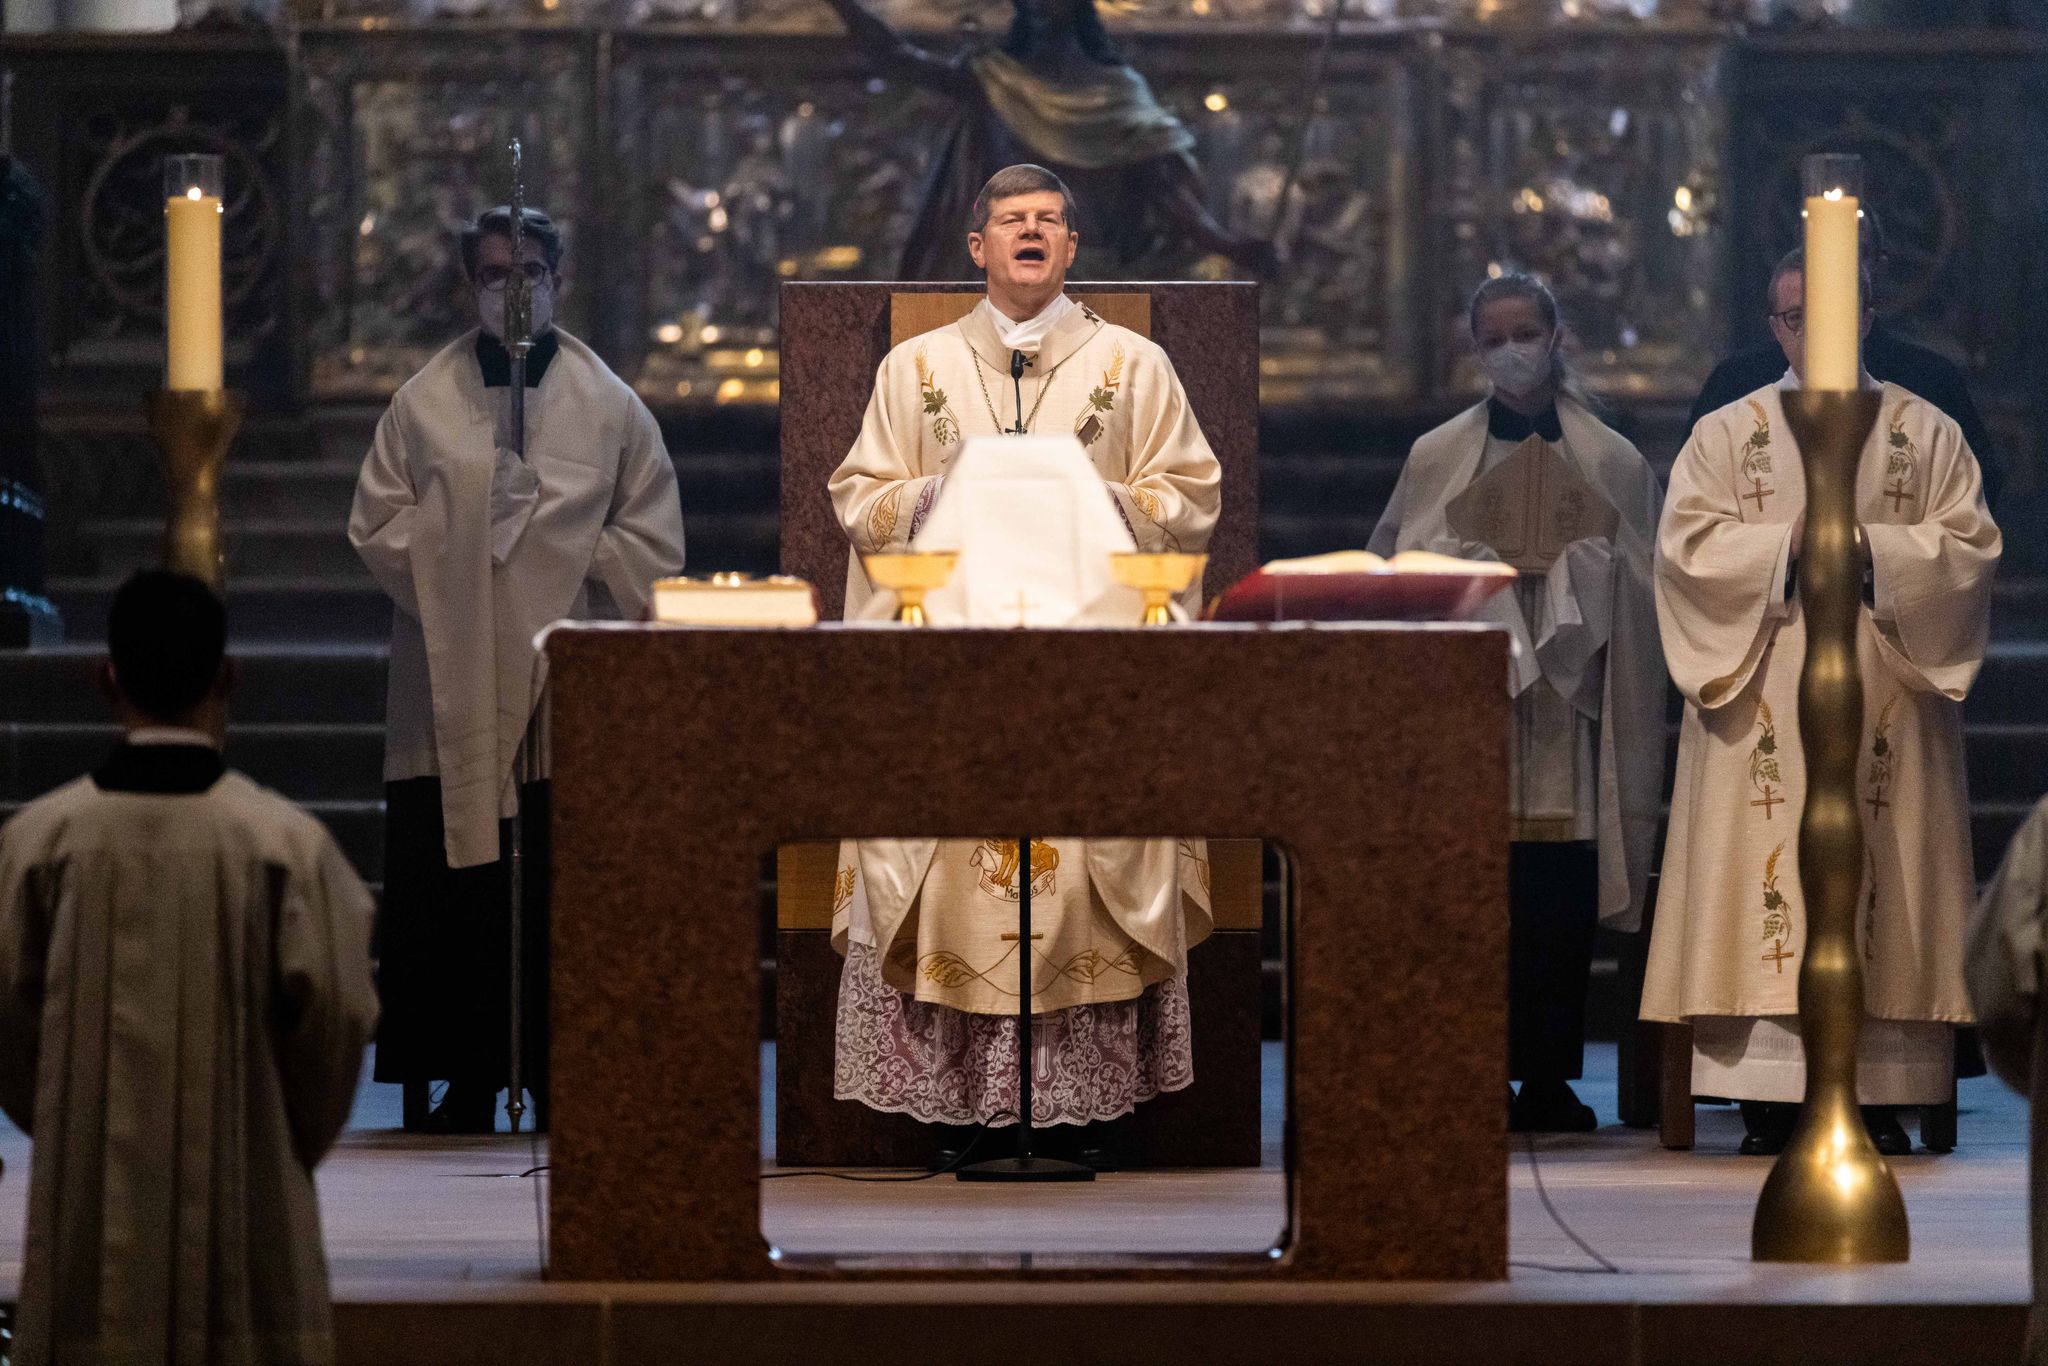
[1750,788,1783,819]
[1883,480,1916,514]
[1761,940,1793,974]
[1742,477,1774,515]
[1866,788,1891,819]
[1011,591,1041,626]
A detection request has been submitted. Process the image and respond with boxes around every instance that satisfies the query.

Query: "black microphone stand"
[957,348,1093,1181]
[957,836,1094,1182]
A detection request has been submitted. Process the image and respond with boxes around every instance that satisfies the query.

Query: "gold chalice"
[862,551,959,626]
[1110,552,1209,626]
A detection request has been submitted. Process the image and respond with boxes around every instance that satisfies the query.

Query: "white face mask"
[477,277,554,341]
[1479,338,1553,398]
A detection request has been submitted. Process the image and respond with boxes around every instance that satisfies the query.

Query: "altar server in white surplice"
[1642,247,2000,1157]
[350,205,686,1132]
[0,572,378,1366]
[1369,272,1666,1134]
[827,164,1219,1166]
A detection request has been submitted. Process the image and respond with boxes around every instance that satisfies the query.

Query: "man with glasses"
[349,204,686,1132]
[1688,231,2004,508]
[1643,243,2001,1158]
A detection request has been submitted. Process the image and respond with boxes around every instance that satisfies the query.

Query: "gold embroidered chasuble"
[826,298,1220,1016]
[829,297,1221,621]
[1641,381,2001,1026]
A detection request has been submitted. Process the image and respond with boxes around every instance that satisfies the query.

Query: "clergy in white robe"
[0,572,378,1366]
[1368,271,1666,1132]
[1642,365,1999,1147]
[348,206,685,1131]
[1965,794,2048,1363]
[825,166,1219,1157]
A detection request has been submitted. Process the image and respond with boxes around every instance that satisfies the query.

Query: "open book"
[1209,551,1515,623]
[1444,436,1618,572]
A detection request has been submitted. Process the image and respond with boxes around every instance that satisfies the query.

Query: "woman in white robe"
[1369,272,1666,1132]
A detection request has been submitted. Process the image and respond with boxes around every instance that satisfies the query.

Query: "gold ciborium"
[861,551,959,626]
[1110,552,1208,625]
[148,389,245,587]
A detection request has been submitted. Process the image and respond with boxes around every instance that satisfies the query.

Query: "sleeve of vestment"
[1101,341,1221,555]
[830,349,943,555]
[349,401,424,619]
[274,826,381,1169]
[590,394,687,620]
[1966,798,2048,1095]
[0,819,49,1133]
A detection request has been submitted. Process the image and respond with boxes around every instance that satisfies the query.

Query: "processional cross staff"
[503,135,535,1136]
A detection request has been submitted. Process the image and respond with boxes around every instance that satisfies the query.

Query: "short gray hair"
[969,164,1079,236]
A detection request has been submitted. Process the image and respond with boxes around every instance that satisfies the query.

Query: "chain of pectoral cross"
[971,347,1073,434]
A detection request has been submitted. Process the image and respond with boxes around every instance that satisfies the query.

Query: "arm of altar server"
[1967,798,2048,1095]
[587,398,686,620]
[349,403,425,619]
[1097,343,1221,555]
[831,351,948,555]
[1653,425,1797,711]
[274,829,380,1169]
[0,825,51,1133]
[1861,418,1999,701]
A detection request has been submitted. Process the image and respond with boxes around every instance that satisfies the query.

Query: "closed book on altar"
[653,575,819,627]
[1444,436,1618,572]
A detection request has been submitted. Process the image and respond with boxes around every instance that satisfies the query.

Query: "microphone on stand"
[1009,350,1028,435]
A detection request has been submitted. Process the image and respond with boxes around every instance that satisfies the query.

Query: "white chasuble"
[0,775,378,1366]
[1641,381,2000,1096]
[1367,398,1668,930]
[350,329,686,868]
[826,302,1220,1015]
[829,296,1221,622]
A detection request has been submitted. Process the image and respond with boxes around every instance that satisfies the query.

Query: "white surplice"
[349,329,686,868]
[0,772,378,1366]
[1367,397,1667,929]
[1642,378,2001,1103]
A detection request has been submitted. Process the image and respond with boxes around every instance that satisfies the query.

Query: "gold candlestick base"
[862,551,959,626]
[148,389,245,587]
[1752,388,1907,1265]
[1110,552,1209,625]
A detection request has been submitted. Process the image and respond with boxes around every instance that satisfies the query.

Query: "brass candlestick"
[1110,552,1209,625]
[1752,387,1908,1264]
[861,551,958,626]
[148,389,244,587]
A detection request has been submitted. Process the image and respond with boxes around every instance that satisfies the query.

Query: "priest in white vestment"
[350,205,686,1132]
[0,573,378,1366]
[1642,248,2000,1156]
[827,164,1220,1165]
[1966,794,2048,1363]
[1369,272,1666,1132]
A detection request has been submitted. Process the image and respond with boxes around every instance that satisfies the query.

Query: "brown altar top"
[544,621,1509,1283]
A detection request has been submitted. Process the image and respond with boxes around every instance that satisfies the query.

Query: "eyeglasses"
[476,261,550,288]
[1768,307,1805,335]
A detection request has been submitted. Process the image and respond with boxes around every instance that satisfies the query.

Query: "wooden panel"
[888,290,1151,347]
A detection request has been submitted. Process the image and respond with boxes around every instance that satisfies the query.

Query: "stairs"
[3,405,2044,897]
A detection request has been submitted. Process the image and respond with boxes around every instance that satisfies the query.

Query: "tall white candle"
[165,156,224,392]
[1801,155,1863,393]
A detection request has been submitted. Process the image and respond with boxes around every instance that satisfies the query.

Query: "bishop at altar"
[824,164,1220,1156]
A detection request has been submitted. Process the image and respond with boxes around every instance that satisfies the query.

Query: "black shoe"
[1738,1100,1795,1156]
[1510,1080,1597,1133]
[422,1084,498,1135]
[1863,1106,1912,1157]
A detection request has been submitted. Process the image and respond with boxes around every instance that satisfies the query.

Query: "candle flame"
[185,186,203,201]
[1823,188,1845,202]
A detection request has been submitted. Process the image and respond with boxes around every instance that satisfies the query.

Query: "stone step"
[85,519,371,581]
[50,577,391,644]
[0,794,383,883]
[0,645,388,724]
[2,722,384,805]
